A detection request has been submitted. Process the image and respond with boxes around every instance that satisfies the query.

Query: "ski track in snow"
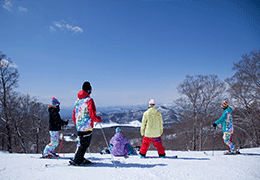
[1,148,260,180]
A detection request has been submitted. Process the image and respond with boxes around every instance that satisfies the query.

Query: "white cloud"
[66,24,83,34]
[18,6,28,12]
[53,21,63,29]
[3,1,28,13]
[0,59,18,68]
[52,20,83,34]
[49,26,56,32]
[3,0,13,11]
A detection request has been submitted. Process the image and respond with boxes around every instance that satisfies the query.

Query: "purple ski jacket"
[109,132,130,156]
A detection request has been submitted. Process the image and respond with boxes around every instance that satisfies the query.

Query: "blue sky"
[1,0,259,108]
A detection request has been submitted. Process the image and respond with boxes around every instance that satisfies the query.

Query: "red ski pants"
[139,137,165,155]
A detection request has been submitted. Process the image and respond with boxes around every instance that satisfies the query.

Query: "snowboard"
[223,151,241,155]
[142,155,178,159]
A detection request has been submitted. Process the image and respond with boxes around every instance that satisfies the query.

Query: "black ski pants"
[74,131,92,164]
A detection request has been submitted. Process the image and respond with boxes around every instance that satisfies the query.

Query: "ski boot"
[224,150,237,155]
[50,152,59,157]
[42,154,53,158]
[159,154,166,158]
[69,158,91,166]
[82,158,92,165]
[139,153,146,158]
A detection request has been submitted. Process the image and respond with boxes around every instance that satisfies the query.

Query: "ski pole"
[98,123,117,168]
[87,148,93,161]
[62,134,65,157]
[57,132,65,159]
[212,127,216,156]
[57,124,67,159]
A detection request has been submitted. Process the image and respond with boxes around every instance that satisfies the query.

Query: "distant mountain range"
[60,105,179,125]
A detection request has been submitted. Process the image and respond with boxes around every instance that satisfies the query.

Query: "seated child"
[109,127,136,156]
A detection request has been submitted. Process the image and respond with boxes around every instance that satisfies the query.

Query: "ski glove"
[65,120,69,125]
[97,116,102,123]
[212,123,217,129]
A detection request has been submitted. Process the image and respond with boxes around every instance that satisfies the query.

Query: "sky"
[1,0,260,108]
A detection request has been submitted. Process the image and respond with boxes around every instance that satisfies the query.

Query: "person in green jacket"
[139,99,165,158]
[213,101,236,155]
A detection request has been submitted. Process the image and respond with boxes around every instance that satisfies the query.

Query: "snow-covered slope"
[1,148,259,180]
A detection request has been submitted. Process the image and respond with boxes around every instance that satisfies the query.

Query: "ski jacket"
[109,132,130,156]
[141,107,163,138]
[48,105,66,131]
[72,90,101,132]
[214,107,233,134]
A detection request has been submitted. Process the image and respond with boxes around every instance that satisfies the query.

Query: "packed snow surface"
[1,148,259,180]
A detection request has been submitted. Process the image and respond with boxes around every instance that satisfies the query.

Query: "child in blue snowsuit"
[213,101,236,154]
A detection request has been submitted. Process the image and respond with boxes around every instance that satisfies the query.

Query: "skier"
[213,101,237,155]
[109,127,135,157]
[42,97,68,158]
[139,99,166,158]
[69,81,102,166]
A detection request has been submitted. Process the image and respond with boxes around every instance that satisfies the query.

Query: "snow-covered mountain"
[60,104,148,117]
[61,105,178,127]
[97,105,178,125]
[97,104,148,114]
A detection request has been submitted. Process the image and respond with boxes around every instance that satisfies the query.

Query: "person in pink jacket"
[69,81,102,166]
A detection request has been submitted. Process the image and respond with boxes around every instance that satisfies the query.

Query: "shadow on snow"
[239,153,260,157]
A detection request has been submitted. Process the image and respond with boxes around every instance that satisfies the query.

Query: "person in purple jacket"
[109,127,135,157]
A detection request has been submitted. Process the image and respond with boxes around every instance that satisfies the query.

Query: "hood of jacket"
[48,105,60,112]
[224,106,232,114]
[77,90,90,99]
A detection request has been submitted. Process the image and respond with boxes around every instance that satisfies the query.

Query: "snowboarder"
[42,97,68,158]
[139,99,166,158]
[109,127,136,157]
[69,81,102,166]
[213,101,237,155]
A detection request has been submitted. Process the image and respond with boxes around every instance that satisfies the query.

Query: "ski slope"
[1,148,259,180]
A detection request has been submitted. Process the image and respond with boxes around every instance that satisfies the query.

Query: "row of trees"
[0,52,49,153]
[175,49,260,151]
[0,49,259,153]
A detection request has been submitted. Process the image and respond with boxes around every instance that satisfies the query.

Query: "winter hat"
[52,97,60,106]
[82,81,92,94]
[116,127,121,133]
[148,99,155,107]
[221,101,229,108]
